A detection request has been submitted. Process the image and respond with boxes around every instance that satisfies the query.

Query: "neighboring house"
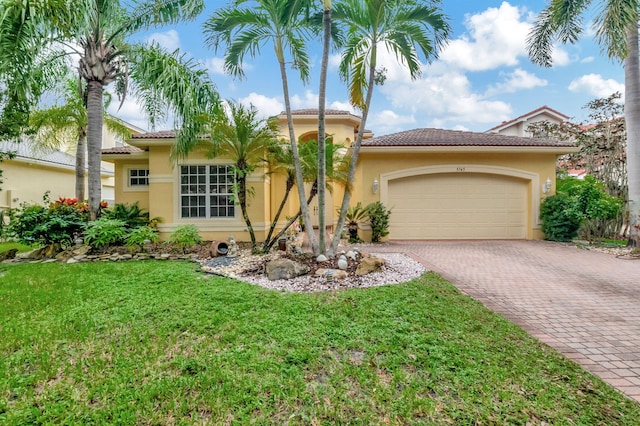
[0,139,113,209]
[487,106,570,137]
[0,120,144,209]
[104,109,576,241]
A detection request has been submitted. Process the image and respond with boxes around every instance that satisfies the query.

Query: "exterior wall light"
[542,177,552,194]
[372,178,379,194]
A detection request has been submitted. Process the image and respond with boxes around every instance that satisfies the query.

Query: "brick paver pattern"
[378,240,640,402]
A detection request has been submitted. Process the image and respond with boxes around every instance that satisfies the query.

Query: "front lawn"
[1,261,638,424]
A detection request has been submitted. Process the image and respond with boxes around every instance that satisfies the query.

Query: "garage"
[387,173,528,239]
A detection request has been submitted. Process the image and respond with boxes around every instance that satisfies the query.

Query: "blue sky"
[111,0,626,136]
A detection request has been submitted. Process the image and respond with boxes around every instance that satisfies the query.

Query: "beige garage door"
[388,173,527,239]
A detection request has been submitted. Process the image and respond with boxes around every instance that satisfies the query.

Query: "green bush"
[7,196,87,246]
[101,202,151,228]
[540,194,583,242]
[169,224,202,247]
[367,201,391,243]
[84,218,127,248]
[125,226,160,248]
[343,202,369,243]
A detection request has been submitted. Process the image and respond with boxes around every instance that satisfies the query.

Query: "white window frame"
[179,164,236,219]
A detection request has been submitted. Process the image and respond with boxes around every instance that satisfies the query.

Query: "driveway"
[380,240,640,402]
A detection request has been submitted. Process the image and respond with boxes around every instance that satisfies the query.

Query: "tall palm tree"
[262,138,350,252]
[527,0,640,246]
[203,0,322,255]
[199,101,279,253]
[317,0,332,254]
[0,0,217,220]
[29,77,131,201]
[328,0,450,256]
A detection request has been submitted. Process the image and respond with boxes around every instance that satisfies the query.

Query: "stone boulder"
[16,243,62,260]
[0,248,18,261]
[315,268,348,280]
[266,258,310,280]
[355,256,386,276]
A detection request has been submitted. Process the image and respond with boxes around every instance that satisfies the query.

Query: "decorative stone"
[315,268,348,280]
[337,255,348,270]
[72,245,91,256]
[355,256,386,276]
[346,250,357,260]
[266,258,309,280]
[227,237,239,257]
[0,248,18,261]
[316,254,328,262]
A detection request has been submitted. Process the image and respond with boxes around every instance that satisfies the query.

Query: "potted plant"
[343,202,370,243]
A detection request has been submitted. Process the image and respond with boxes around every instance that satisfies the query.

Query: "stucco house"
[103,109,577,241]
[487,106,570,137]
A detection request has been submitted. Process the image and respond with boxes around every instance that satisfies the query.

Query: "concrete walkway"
[378,240,640,402]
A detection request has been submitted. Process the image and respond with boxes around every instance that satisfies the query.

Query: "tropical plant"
[196,101,279,253]
[527,0,640,247]
[0,0,217,220]
[203,0,320,254]
[343,202,369,243]
[367,201,391,243]
[101,202,152,229]
[28,77,132,201]
[124,225,160,248]
[327,0,450,256]
[169,224,202,248]
[7,195,88,247]
[540,193,583,242]
[83,218,128,248]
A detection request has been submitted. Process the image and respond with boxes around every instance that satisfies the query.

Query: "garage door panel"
[388,173,527,239]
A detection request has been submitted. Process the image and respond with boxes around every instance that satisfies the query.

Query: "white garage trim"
[379,164,542,230]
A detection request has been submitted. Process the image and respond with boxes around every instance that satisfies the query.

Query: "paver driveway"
[381,240,640,402]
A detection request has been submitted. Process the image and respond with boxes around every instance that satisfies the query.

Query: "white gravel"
[200,251,427,293]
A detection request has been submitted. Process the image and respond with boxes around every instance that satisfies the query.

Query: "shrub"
[7,195,87,246]
[367,201,391,243]
[83,219,127,248]
[343,202,369,243]
[125,226,160,248]
[101,202,151,228]
[540,194,582,242]
[169,225,202,247]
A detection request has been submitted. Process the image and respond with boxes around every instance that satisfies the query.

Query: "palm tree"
[262,138,350,252]
[327,0,450,256]
[29,77,131,201]
[203,0,322,255]
[199,101,279,253]
[0,0,217,220]
[527,0,640,247]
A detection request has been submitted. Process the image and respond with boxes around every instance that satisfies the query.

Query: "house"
[487,106,570,137]
[103,109,577,241]
[0,139,114,209]
[0,120,144,210]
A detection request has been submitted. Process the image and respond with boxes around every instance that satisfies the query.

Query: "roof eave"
[360,145,579,154]
[102,151,150,161]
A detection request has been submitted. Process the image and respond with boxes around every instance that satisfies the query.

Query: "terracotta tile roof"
[287,109,355,116]
[363,128,575,147]
[101,145,145,154]
[488,105,570,131]
[131,130,176,139]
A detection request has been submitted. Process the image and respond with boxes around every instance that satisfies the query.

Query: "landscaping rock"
[0,248,18,261]
[356,256,386,276]
[315,268,348,280]
[337,255,348,270]
[266,258,309,280]
[316,254,328,262]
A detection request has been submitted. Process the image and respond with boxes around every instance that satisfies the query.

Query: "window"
[129,169,149,186]
[180,165,235,218]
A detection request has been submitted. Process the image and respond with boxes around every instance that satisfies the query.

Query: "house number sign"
[456,167,466,172]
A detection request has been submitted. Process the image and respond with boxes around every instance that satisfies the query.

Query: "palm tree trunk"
[262,176,294,252]
[317,2,332,255]
[75,127,87,201]
[277,41,318,255]
[86,80,103,221]
[237,170,257,251]
[625,24,640,247]
[328,45,378,257]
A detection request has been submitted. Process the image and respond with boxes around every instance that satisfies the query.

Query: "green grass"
[1,261,638,424]
[0,242,35,253]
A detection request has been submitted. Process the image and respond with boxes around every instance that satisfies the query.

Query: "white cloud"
[568,74,624,98]
[485,68,547,96]
[146,30,181,52]
[370,110,416,134]
[551,47,571,66]
[581,56,595,64]
[329,101,356,113]
[329,53,342,70]
[291,90,319,109]
[205,57,226,75]
[239,93,284,118]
